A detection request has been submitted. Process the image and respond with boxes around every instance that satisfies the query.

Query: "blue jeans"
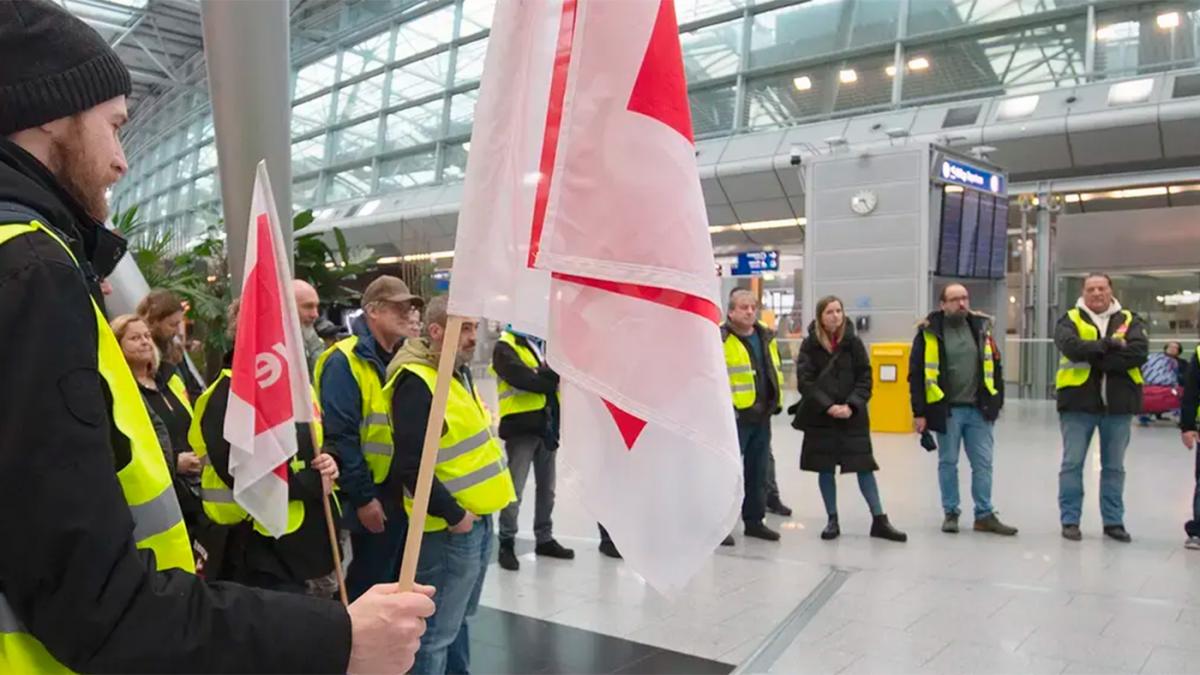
[738,421,771,524]
[818,471,883,517]
[1059,412,1131,526]
[412,515,493,674]
[936,406,996,519]
[344,497,409,602]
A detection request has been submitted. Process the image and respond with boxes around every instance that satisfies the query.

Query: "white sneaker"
[1185,537,1200,550]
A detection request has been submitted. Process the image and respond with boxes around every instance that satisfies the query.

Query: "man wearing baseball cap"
[0,1,433,671]
[315,276,425,601]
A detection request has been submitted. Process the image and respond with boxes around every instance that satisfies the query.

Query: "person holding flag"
[0,1,434,671]
[190,298,343,594]
[386,296,517,674]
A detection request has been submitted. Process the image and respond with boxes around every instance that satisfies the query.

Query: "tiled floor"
[477,399,1200,674]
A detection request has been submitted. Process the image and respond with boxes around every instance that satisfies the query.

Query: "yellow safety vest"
[922,323,999,404]
[492,331,556,419]
[187,370,309,536]
[723,326,784,410]
[1056,309,1145,390]
[0,220,194,674]
[166,370,194,416]
[383,363,516,532]
[313,336,393,484]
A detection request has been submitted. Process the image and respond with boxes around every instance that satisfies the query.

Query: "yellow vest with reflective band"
[313,336,393,483]
[1056,309,1145,390]
[922,323,1000,404]
[723,326,784,410]
[166,370,194,416]
[383,363,516,532]
[492,331,555,419]
[188,370,309,536]
[0,220,195,674]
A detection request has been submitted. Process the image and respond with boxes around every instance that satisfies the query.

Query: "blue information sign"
[938,158,1006,195]
[432,270,451,291]
[730,250,780,276]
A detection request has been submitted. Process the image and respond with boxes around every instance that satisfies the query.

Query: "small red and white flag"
[449,0,742,593]
[224,162,314,537]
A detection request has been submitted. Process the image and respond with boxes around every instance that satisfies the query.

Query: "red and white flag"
[224,162,314,537]
[449,0,742,593]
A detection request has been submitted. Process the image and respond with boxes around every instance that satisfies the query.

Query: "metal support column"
[1031,187,1056,399]
[200,0,293,291]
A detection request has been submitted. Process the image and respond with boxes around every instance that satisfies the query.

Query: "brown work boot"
[974,513,1018,536]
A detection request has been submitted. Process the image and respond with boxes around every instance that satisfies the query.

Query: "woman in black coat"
[794,296,906,542]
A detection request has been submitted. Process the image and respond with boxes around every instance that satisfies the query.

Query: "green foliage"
[293,209,376,305]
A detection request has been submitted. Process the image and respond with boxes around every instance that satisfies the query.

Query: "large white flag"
[223,162,313,537]
[449,0,742,593]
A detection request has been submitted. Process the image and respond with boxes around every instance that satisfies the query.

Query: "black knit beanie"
[0,0,132,136]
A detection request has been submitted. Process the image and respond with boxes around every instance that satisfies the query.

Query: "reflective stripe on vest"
[188,370,309,536]
[383,363,516,532]
[1056,309,1145,390]
[166,371,194,416]
[722,326,784,410]
[492,331,550,419]
[0,220,194,673]
[314,337,393,483]
[923,325,998,403]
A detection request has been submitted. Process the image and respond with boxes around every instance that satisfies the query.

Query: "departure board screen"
[937,188,963,275]
[956,189,981,277]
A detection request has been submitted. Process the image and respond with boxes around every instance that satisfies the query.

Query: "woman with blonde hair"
[792,296,906,542]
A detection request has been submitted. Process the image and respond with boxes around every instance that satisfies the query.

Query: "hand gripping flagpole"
[397,316,464,590]
[311,421,350,606]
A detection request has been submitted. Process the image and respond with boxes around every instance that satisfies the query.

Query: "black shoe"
[598,539,622,559]
[942,513,960,533]
[767,496,794,517]
[720,534,735,546]
[1062,524,1082,541]
[535,539,576,559]
[1104,525,1132,543]
[821,515,840,541]
[870,514,907,542]
[744,522,781,542]
[498,542,519,571]
[974,513,1018,536]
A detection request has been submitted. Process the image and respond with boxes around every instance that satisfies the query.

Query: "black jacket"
[0,138,350,672]
[199,364,338,586]
[908,310,1005,434]
[1181,349,1200,433]
[794,322,878,474]
[1054,305,1148,415]
[491,334,559,442]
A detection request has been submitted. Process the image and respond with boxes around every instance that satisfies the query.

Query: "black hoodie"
[0,138,351,672]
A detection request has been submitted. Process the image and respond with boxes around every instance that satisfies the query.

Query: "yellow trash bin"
[869,342,912,433]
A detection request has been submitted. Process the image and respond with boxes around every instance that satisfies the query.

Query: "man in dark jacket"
[910,284,1017,536]
[316,276,422,600]
[492,328,575,571]
[1179,344,1200,551]
[0,1,431,670]
[1054,273,1148,543]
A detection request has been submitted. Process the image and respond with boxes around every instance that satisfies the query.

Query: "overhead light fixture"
[908,56,930,71]
[1157,11,1180,29]
[884,127,909,139]
[1168,184,1200,194]
[707,217,806,234]
[839,69,858,84]
[885,65,897,77]
[945,185,964,193]
[793,75,813,91]
[376,255,401,264]
[1101,186,1168,199]
[401,250,455,262]
[1107,78,1154,105]
[997,95,1039,120]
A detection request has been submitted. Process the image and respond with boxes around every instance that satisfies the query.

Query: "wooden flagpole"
[310,424,350,606]
[397,315,464,590]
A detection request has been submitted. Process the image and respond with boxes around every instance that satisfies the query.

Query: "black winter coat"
[0,138,350,672]
[794,322,879,474]
[1053,305,1148,415]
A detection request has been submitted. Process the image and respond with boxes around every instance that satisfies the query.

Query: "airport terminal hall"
[8,0,1200,674]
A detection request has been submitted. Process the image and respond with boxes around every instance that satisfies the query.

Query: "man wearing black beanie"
[0,1,434,672]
